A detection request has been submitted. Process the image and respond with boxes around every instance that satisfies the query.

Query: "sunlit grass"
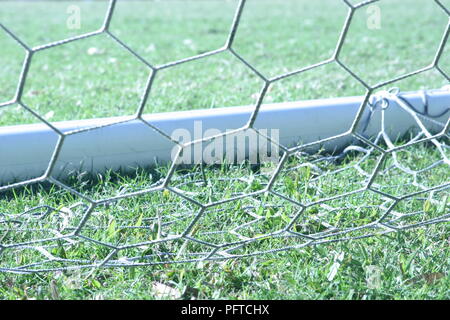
[0,0,448,299]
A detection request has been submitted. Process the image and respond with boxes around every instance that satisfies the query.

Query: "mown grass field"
[0,0,449,300]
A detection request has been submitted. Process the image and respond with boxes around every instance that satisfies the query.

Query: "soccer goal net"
[0,0,449,273]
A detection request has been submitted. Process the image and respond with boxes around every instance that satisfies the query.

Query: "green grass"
[0,0,449,299]
[0,148,449,299]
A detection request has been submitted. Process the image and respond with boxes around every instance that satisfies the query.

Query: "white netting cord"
[0,0,448,273]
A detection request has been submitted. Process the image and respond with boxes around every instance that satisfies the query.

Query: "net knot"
[369,87,401,110]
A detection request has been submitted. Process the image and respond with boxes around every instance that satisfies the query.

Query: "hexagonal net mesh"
[0,0,449,273]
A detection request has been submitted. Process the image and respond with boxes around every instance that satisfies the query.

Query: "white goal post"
[1,87,449,186]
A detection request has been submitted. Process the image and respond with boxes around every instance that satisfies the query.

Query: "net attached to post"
[0,0,449,273]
